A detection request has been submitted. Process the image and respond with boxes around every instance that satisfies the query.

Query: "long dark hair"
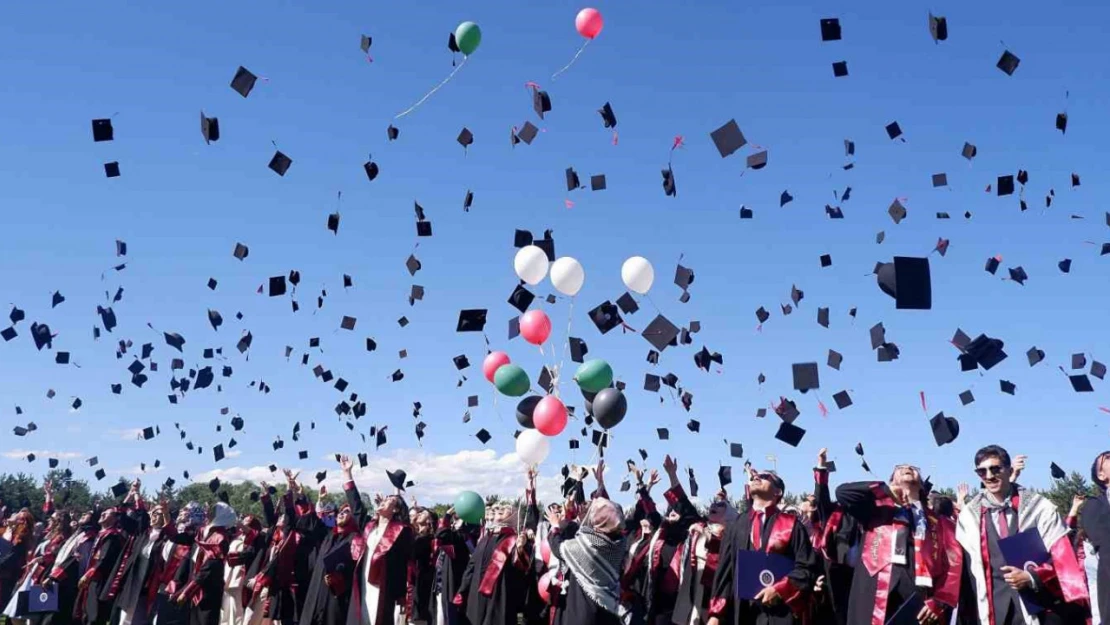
[1091,451,1110,491]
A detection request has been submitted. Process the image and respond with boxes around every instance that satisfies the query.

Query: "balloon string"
[395,57,468,119]
[555,298,575,390]
[644,293,664,315]
[551,39,591,81]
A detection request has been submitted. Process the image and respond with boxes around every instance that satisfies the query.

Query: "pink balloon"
[575,8,603,39]
[534,396,568,436]
[483,351,511,383]
[519,310,552,346]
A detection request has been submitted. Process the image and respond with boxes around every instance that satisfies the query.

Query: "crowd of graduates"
[0,445,1106,625]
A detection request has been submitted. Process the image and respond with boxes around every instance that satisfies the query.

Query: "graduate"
[429,508,474,625]
[221,508,267,625]
[454,495,533,625]
[406,506,438,625]
[707,466,819,625]
[244,476,303,625]
[299,455,367,625]
[112,498,169,625]
[956,445,1088,625]
[73,494,136,625]
[809,448,858,625]
[153,502,208,625]
[167,500,233,625]
[834,462,960,625]
[3,479,71,622]
[347,483,413,625]
[42,505,101,625]
[1079,450,1110,624]
[673,488,737,625]
[547,497,627,625]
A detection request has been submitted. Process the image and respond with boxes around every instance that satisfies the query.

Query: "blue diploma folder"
[17,585,58,614]
[997,528,1050,615]
[733,549,794,600]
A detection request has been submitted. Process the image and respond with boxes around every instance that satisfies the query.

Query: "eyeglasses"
[974,465,1005,478]
[893,464,921,473]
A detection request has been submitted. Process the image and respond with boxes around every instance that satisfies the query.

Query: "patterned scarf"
[560,526,627,615]
[893,501,930,586]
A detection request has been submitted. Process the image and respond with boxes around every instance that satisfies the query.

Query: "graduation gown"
[835,481,961,625]
[455,528,531,625]
[407,534,435,624]
[1079,492,1110,624]
[347,516,413,625]
[301,481,366,625]
[810,467,858,625]
[76,527,126,625]
[152,538,196,625]
[114,526,168,625]
[547,520,622,625]
[622,485,699,623]
[41,527,97,625]
[707,506,819,625]
[430,522,473,625]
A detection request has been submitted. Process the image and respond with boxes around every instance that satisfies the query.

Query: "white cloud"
[113,428,145,441]
[2,450,82,460]
[197,449,566,505]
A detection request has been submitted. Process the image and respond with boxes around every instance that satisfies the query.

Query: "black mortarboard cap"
[662,168,676,197]
[775,422,806,447]
[657,428,670,440]
[997,50,1020,75]
[828,349,843,370]
[453,355,470,370]
[142,426,156,440]
[928,13,948,41]
[1056,113,1068,134]
[959,390,975,405]
[340,316,357,331]
[230,66,258,97]
[644,373,661,392]
[1072,353,1087,369]
[833,390,852,409]
[92,118,114,142]
[94,468,106,481]
[200,112,220,144]
[111,481,128,498]
[1050,462,1067,480]
[104,162,120,178]
[832,61,848,77]
[55,352,70,364]
[642,314,679,351]
[213,444,225,462]
[508,284,535,313]
[792,362,819,391]
[567,337,588,363]
[710,119,746,158]
[533,89,552,119]
[387,469,408,491]
[1070,375,1094,393]
[590,174,606,191]
[739,207,753,219]
[268,151,292,176]
[820,18,841,41]
[588,301,622,334]
[457,309,487,332]
[885,122,902,140]
[457,127,474,149]
[820,254,832,267]
[747,151,768,169]
[1027,346,1045,366]
[1000,380,1016,395]
[984,256,1000,275]
[1092,361,1106,380]
[962,142,977,160]
[1,327,16,342]
[997,175,1014,196]
[930,412,959,445]
[598,102,616,128]
[817,307,829,328]
[718,466,732,489]
[517,122,539,145]
[888,200,907,224]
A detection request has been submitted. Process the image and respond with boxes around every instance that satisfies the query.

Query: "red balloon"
[482,351,511,383]
[534,396,568,436]
[575,8,603,39]
[519,310,552,346]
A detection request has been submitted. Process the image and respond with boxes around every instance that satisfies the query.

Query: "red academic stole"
[478,528,518,597]
[360,519,404,587]
[977,493,1089,625]
[815,509,845,560]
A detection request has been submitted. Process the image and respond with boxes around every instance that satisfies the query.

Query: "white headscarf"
[210,502,237,528]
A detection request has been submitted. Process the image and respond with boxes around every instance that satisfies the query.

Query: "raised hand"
[663,455,678,477]
[338,454,354,475]
[956,482,969,506]
[1011,455,1027,481]
[817,448,828,469]
[647,470,661,491]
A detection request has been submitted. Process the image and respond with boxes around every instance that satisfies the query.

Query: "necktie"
[751,511,764,551]
[997,508,1010,538]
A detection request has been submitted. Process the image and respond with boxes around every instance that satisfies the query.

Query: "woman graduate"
[454,495,534,625]
[547,497,628,625]
[347,472,413,625]
[300,455,367,625]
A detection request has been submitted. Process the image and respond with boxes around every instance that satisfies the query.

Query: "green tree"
[1042,471,1098,515]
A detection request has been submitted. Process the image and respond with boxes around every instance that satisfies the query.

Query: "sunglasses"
[754,473,777,482]
[893,464,921,473]
[974,465,1006,478]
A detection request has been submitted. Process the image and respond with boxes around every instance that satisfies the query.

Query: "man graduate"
[706,467,819,625]
[835,462,961,625]
[956,445,1088,625]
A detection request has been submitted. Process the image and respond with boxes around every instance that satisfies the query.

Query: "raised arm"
[338,455,366,525]
[259,482,277,528]
[661,456,698,521]
[813,448,836,520]
[523,468,540,532]
[834,481,882,523]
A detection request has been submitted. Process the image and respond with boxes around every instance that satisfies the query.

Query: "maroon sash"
[362,519,404,586]
[478,530,518,597]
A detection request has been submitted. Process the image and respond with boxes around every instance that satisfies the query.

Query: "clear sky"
[2,0,1110,506]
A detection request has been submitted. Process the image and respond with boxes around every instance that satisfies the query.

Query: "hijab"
[558,498,627,615]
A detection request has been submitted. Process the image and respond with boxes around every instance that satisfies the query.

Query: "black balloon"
[593,387,627,429]
[516,396,541,428]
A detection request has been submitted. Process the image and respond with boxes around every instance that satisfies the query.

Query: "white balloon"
[550,257,585,296]
[515,429,551,465]
[621,256,655,294]
[514,246,550,286]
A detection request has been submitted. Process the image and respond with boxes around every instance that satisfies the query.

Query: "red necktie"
[751,511,763,551]
[997,508,1010,538]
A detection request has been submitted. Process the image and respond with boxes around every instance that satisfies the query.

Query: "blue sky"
[2,0,1110,505]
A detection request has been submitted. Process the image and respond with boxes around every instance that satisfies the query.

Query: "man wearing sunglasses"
[834,462,961,625]
[955,445,1089,624]
[705,467,820,625]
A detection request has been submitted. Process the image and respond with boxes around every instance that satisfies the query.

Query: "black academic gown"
[812,468,858,625]
[299,483,365,625]
[82,530,127,625]
[40,528,98,625]
[458,529,530,625]
[432,523,473,625]
[1080,493,1110,624]
[709,509,819,625]
[410,534,436,624]
[111,525,168,625]
[548,521,621,625]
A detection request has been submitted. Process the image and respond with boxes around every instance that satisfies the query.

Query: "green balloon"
[455,490,484,524]
[454,21,482,56]
[575,359,613,393]
[494,364,530,397]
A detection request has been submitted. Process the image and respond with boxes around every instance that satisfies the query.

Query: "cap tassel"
[612,130,618,146]
[919,391,927,415]
[817,399,828,418]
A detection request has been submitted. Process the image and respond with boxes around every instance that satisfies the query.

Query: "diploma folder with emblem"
[998,528,1050,615]
[733,550,794,600]
[16,585,58,614]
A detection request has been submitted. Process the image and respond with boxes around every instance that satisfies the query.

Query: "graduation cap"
[775,422,806,447]
[874,257,932,310]
[230,66,258,97]
[233,242,249,260]
[104,162,121,178]
[598,102,616,128]
[1072,353,1087,369]
[268,151,292,177]
[92,118,114,142]
[959,390,975,406]
[747,151,768,169]
[387,125,399,141]
[364,158,380,181]
[463,190,474,212]
[111,481,129,498]
[831,61,848,77]
[200,112,220,144]
[142,426,156,440]
[820,18,842,41]
[213,444,225,462]
[457,309,487,332]
[661,168,676,197]
[590,175,607,191]
[739,207,753,219]
[1092,361,1107,380]
[569,337,588,363]
[996,50,1020,76]
[885,122,903,140]
[887,200,907,224]
[1027,346,1045,366]
[516,122,539,145]
[387,469,408,491]
[832,390,852,409]
[792,363,819,392]
[657,428,670,440]
[642,314,680,351]
[508,284,535,313]
[961,142,978,160]
[928,13,948,42]
[533,89,552,119]
[453,355,471,370]
[457,127,474,150]
[1000,380,1016,395]
[729,442,744,458]
[340,316,357,331]
[1070,375,1094,393]
[709,119,746,158]
[588,301,622,334]
[930,412,959,446]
